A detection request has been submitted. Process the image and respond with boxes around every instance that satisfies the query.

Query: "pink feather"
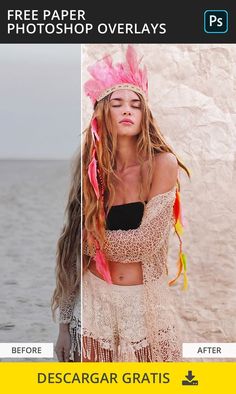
[88,149,100,199]
[91,117,99,142]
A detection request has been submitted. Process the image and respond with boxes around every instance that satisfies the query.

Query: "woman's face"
[109,89,142,137]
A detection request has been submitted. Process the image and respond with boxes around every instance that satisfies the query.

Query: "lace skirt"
[82,269,152,362]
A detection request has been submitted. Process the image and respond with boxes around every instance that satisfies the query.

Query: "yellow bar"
[0,362,235,393]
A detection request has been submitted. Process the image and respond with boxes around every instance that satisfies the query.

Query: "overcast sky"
[0,44,81,159]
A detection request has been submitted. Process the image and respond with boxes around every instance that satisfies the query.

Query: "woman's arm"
[55,323,71,362]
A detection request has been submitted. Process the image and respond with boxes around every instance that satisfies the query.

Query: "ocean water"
[0,160,73,361]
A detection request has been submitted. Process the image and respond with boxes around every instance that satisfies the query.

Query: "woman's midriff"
[89,257,143,285]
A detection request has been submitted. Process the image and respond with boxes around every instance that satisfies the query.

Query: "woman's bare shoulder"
[147,152,178,200]
[153,151,178,168]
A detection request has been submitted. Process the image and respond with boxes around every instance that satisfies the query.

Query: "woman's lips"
[119,118,134,125]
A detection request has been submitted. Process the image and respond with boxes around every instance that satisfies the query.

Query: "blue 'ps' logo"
[204,10,228,34]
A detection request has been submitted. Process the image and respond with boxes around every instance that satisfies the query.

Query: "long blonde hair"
[51,150,81,321]
[51,93,190,318]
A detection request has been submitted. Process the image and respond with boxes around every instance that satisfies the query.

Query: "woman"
[82,45,190,362]
[52,45,190,362]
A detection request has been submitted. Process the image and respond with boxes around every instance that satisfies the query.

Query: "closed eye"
[111,105,141,109]
[110,98,141,109]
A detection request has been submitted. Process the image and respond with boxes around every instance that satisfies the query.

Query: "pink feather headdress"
[84,45,148,105]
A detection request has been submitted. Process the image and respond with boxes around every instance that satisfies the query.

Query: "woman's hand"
[55,323,71,362]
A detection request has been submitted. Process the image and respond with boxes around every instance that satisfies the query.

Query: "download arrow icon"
[185,371,195,381]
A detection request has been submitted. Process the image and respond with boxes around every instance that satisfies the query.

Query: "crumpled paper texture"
[82,44,236,360]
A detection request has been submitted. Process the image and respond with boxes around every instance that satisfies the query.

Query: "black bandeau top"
[106,200,147,230]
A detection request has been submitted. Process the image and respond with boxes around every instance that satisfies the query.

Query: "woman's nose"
[123,108,132,115]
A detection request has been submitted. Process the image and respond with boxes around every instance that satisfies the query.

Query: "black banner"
[0,1,235,43]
